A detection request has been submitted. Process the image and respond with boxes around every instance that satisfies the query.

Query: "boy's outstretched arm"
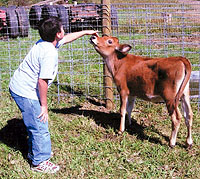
[62,30,99,44]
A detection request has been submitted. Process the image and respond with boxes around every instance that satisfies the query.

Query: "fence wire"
[0,3,200,109]
[111,3,200,104]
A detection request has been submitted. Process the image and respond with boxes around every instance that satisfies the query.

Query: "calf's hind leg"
[181,92,193,148]
[169,107,182,147]
[126,96,136,125]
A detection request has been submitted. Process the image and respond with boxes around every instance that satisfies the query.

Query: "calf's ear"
[116,44,132,55]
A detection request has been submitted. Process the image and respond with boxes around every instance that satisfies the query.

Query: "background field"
[0,0,200,178]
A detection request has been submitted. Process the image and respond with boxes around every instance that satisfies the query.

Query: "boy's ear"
[56,31,62,39]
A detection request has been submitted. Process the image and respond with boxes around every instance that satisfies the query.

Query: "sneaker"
[31,160,60,173]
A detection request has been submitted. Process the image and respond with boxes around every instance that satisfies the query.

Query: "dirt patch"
[178,0,200,22]
[178,0,200,8]
[136,34,200,49]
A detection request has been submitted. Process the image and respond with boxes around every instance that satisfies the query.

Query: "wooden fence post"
[101,0,113,110]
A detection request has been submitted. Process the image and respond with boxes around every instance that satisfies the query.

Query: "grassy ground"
[0,1,200,178]
[0,92,200,178]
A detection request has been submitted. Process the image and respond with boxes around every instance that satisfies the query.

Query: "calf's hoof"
[118,130,123,135]
[186,144,193,150]
[169,143,175,149]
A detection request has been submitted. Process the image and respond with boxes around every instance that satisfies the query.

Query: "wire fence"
[112,3,200,100]
[0,2,200,109]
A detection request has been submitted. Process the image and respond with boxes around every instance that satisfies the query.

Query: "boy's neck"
[52,40,58,47]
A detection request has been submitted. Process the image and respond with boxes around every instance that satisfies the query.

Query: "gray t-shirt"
[9,39,64,100]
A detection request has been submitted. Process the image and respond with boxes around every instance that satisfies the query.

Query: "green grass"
[0,93,200,178]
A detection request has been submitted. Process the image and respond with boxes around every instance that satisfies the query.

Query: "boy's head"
[38,17,63,42]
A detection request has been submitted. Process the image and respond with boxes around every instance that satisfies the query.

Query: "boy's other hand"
[38,106,48,123]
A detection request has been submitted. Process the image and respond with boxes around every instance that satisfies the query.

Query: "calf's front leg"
[119,90,129,134]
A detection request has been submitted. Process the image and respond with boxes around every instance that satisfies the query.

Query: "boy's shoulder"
[34,39,56,51]
[36,39,53,46]
[36,39,44,45]
[28,39,57,59]
[35,38,64,49]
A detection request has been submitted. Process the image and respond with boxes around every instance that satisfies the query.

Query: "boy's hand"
[85,30,99,36]
[62,30,100,44]
[38,105,48,123]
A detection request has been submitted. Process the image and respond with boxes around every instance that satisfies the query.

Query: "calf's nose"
[90,35,96,41]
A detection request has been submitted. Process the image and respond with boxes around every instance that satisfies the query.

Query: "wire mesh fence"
[0,2,200,109]
[111,3,200,105]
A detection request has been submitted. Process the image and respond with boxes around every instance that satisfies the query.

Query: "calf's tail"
[174,57,192,110]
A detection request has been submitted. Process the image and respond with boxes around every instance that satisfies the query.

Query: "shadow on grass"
[0,118,28,159]
[52,103,183,147]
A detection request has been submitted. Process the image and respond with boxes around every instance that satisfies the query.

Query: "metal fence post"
[101,0,113,110]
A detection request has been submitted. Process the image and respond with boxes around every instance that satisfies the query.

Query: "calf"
[90,35,193,148]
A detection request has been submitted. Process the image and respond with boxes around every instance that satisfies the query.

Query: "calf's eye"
[107,40,113,44]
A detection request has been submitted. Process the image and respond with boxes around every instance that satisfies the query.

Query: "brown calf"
[90,35,193,148]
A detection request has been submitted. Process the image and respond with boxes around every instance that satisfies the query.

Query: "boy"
[9,16,98,174]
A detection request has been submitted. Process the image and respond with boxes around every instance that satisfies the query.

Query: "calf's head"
[90,35,132,59]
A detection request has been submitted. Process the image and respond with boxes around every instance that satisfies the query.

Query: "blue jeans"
[9,89,51,166]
